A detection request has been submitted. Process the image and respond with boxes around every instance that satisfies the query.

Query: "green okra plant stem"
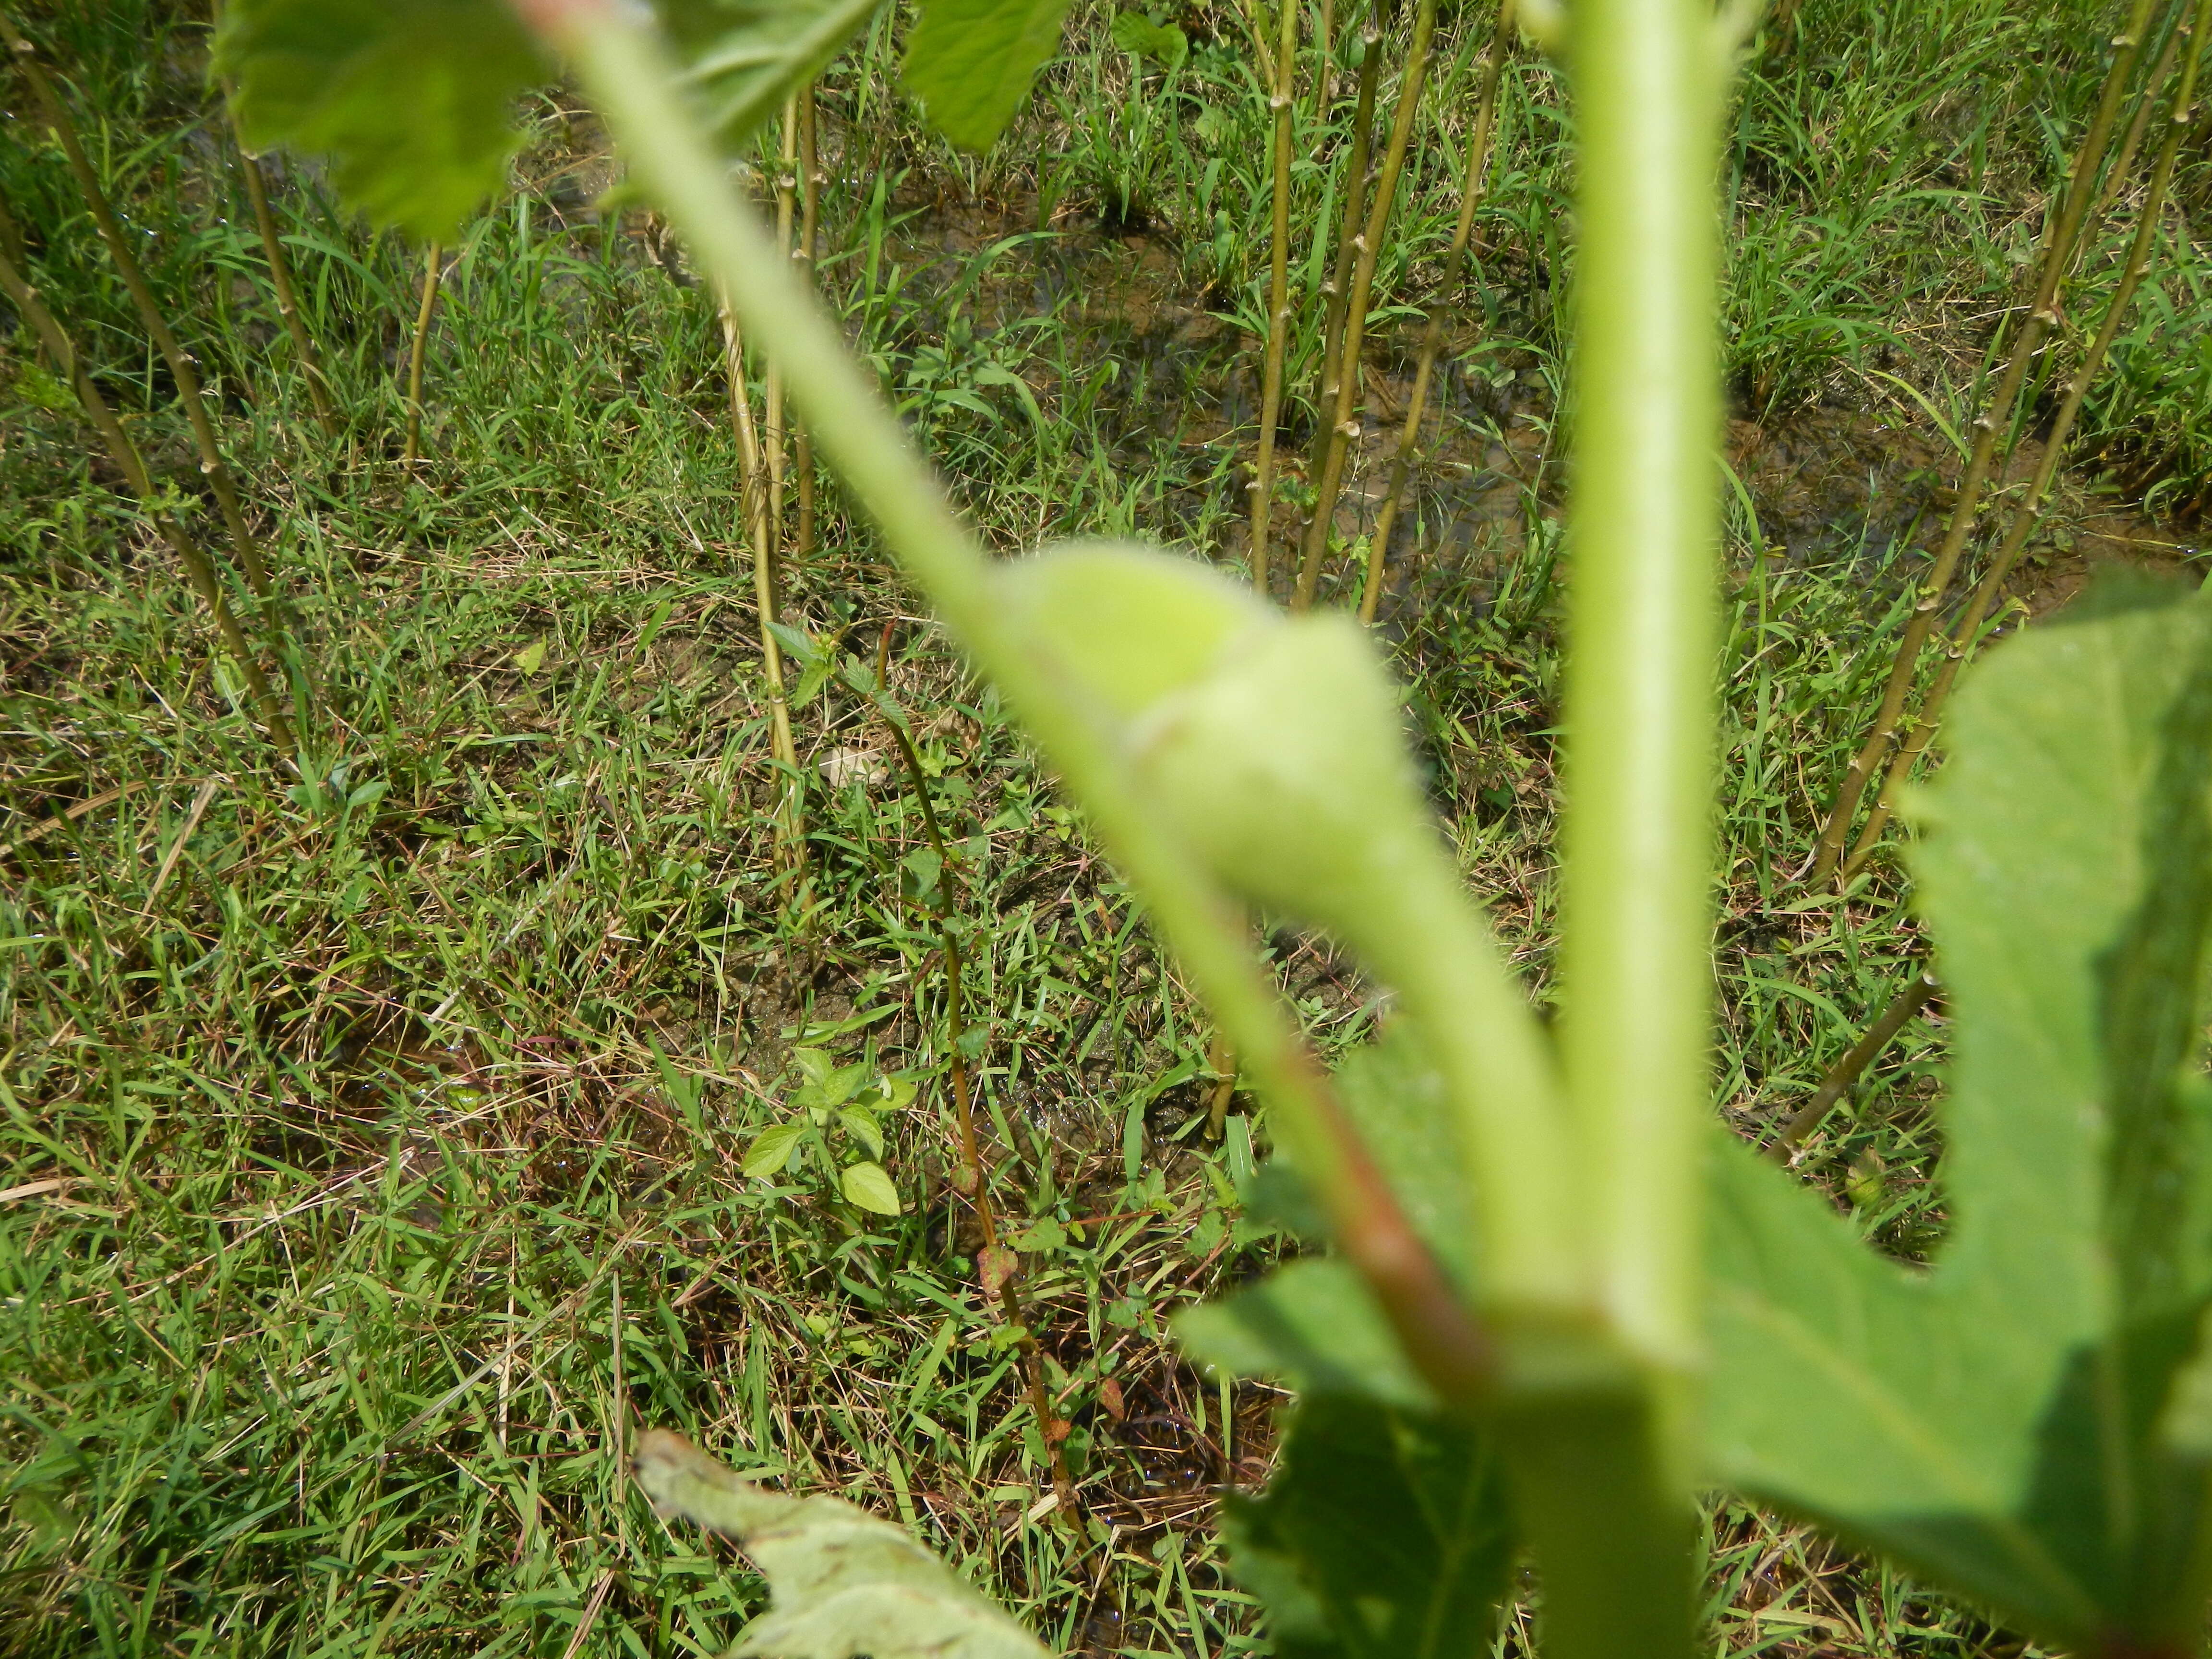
[1564,0,1720,1478]
[1839,0,2210,884]
[0,233,293,756]
[1808,0,2160,884]
[4,13,276,602]
[1293,0,1440,611]
[1358,0,1515,625]
[1511,0,1726,1643]
[514,0,1533,1408]
[1246,0,1299,597]
[765,92,801,560]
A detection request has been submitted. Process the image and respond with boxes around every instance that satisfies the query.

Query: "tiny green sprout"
[742,1051,914,1214]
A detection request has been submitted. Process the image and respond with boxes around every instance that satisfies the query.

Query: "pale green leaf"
[1007,1216,1064,1251]
[903,0,1082,152]
[839,1106,884,1160]
[633,1430,1048,1659]
[513,638,546,676]
[214,0,542,242]
[840,1160,902,1215]
[745,1121,807,1178]
[1176,1258,1434,1413]
[1109,10,1186,66]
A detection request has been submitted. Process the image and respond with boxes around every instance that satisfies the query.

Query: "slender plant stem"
[1769,968,1937,1157]
[873,686,1077,1516]
[229,152,331,433]
[206,0,331,433]
[521,0,1501,1408]
[234,140,337,437]
[1807,0,2160,883]
[765,92,800,561]
[1289,0,1384,607]
[403,242,442,467]
[1293,0,1440,610]
[1247,0,1299,598]
[5,14,274,600]
[0,235,292,755]
[1358,0,1515,624]
[718,298,805,872]
[794,83,820,567]
[1312,0,1383,413]
[1839,0,2208,882]
[2089,0,2188,236]
[1315,0,1338,120]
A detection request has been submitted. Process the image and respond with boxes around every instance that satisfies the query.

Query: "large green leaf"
[663,0,890,142]
[1225,1394,1513,1659]
[1711,580,2212,1655]
[902,0,1081,151]
[217,0,884,242]
[215,0,545,242]
[633,1430,1050,1659]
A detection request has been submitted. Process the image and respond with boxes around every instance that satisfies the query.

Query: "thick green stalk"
[1247,0,1299,598]
[1808,0,2159,883]
[0,236,292,756]
[1358,0,1515,624]
[1561,0,1719,1470]
[4,15,275,601]
[1840,0,2208,883]
[1292,0,1439,611]
[518,0,1537,1400]
[1526,0,1725,1644]
[402,242,442,467]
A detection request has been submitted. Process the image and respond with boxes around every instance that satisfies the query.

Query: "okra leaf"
[1225,1393,1513,1659]
[902,0,1081,151]
[215,0,545,241]
[633,1430,1048,1659]
[1710,579,2212,1655]
[1177,1258,1435,1413]
[662,0,890,143]
[1177,1029,1468,1409]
